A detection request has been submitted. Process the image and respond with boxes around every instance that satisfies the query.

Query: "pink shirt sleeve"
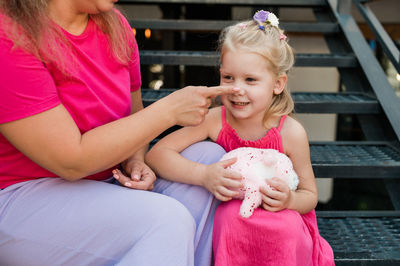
[129,37,141,92]
[0,37,60,124]
[114,8,142,92]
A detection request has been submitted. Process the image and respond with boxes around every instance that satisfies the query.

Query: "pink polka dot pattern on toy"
[220,147,299,218]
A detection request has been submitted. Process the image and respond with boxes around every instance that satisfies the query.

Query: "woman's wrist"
[155,94,178,126]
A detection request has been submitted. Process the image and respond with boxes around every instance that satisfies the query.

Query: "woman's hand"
[200,157,243,201]
[164,86,239,127]
[260,177,293,212]
[113,159,156,190]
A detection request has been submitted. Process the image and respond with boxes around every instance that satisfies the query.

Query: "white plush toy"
[220,147,299,218]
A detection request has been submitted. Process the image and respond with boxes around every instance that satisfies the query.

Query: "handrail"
[327,0,400,141]
[353,0,400,74]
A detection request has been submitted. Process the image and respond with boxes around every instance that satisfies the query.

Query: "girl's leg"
[0,177,195,266]
[153,141,226,266]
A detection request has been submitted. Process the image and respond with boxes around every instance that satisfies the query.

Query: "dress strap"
[221,106,227,125]
[277,115,287,132]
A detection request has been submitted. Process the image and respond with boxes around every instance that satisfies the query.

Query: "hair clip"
[280,34,287,41]
[253,10,280,30]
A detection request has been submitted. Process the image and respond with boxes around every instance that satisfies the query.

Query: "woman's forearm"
[68,100,175,179]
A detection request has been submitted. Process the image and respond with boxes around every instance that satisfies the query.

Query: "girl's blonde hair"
[0,0,135,73]
[218,13,295,127]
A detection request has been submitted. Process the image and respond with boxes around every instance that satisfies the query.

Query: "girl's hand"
[113,159,156,190]
[260,177,292,212]
[201,157,243,201]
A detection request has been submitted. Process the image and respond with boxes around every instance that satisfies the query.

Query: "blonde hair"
[218,16,295,127]
[0,0,135,73]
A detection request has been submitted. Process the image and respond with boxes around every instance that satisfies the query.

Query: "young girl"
[145,10,334,265]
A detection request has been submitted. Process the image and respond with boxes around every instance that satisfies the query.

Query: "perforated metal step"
[311,142,400,178]
[317,211,400,265]
[142,90,380,114]
[139,50,357,67]
[148,140,400,178]
[131,19,339,33]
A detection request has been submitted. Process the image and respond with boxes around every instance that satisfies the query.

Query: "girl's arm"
[145,108,243,201]
[261,117,318,214]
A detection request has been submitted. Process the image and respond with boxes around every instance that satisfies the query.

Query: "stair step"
[317,211,400,264]
[131,19,339,33]
[149,139,400,178]
[119,0,326,7]
[310,141,400,178]
[293,92,379,114]
[140,50,357,67]
[142,90,380,114]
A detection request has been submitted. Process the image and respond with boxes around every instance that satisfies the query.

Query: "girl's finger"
[217,186,239,198]
[219,157,237,168]
[266,178,287,192]
[260,185,284,200]
[262,195,281,207]
[215,192,232,202]
[222,178,243,189]
[224,169,243,180]
[262,203,280,212]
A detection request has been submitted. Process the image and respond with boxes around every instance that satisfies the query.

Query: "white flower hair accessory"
[253,10,280,30]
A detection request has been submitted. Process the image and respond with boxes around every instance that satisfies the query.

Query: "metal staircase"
[119,0,400,264]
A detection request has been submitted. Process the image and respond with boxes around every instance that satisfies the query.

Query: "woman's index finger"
[200,86,239,98]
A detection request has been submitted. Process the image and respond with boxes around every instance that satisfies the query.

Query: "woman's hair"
[0,0,135,73]
[218,11,295,127]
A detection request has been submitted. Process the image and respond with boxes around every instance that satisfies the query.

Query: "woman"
[0,1,236,265]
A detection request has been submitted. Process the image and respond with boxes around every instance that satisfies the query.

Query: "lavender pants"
[0,141,225,266]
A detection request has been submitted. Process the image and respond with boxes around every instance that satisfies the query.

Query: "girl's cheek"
[220,95,230,105]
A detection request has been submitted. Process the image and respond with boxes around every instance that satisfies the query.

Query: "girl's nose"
[234,87,245,95]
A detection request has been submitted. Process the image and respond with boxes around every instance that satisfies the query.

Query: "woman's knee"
[120,191,196,238]
[160,196,196,234]
[181,141,226,165]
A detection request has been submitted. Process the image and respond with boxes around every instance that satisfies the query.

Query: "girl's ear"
[273,74,287,95]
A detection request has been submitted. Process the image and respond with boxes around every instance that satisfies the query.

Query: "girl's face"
[219,49,286,123]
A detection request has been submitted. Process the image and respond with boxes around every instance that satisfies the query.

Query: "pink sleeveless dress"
[213,107,334,266]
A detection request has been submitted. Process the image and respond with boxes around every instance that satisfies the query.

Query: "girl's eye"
[223,75,233,80]
[246,77,256,82]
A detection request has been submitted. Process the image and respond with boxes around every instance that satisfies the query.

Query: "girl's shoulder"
[281,116,309,146]
[206,106,223,141]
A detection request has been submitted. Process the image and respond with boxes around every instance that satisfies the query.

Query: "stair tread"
[148,140,400,178]
[310,141,400,178]
[131,19,339,33]
[140,50,357,67]
[317,211,400,261]
[142,90,380,114]
[310,141,400,166]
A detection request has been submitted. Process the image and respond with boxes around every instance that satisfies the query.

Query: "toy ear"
[273,74,287,95]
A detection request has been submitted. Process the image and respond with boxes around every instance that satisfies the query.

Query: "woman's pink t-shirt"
[0,14,141,188]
